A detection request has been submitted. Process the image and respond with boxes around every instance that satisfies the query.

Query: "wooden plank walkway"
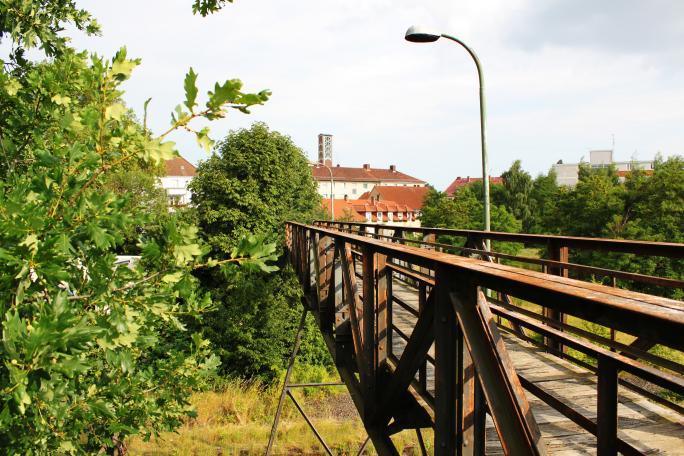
[387,275,684,455]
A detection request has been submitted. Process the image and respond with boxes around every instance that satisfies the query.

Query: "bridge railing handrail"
[286,221,684,455]
[294,221,684,350]
[313,220,684,258]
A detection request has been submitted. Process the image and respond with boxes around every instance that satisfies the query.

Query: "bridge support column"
[434,266,458,455]
[545,241,568,354]
[597,356,618,456]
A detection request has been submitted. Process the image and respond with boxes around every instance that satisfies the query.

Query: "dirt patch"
[296,391,361,421]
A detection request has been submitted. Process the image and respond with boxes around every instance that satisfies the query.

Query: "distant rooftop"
[445,176,503,196]
[359,186,430,211]
[165,156,196,177]
[312,164,425,184]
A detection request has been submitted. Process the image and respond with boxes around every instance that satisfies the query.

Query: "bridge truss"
[276,221,684,455]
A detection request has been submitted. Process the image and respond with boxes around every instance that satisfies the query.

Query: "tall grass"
[128,372,430,455]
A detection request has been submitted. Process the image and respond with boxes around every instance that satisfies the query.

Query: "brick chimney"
[389,165,396,172]
[363,164,370,170]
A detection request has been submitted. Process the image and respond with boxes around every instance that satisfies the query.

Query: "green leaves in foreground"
[170,67,270,151]
[230,235,279,273]
[0,10,274,453]
[192,0,235,17]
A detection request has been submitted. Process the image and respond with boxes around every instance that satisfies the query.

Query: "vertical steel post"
[597,356,618,456]
[361,245,377,418]
[376,251,388,369]
[266,309,309,455]
[546,240,568,354]
[434,266,458,455]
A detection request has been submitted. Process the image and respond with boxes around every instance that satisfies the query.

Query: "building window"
[366,211,371,222]
[363,183,368,189]
[377,211,382,222]
[397,212,403,221]
[352,188,357,194]
[168,195,182,206]
[388,212,393,222]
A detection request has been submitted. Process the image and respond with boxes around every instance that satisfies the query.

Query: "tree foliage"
[501,160,533,231]
[190,122,321,252]
[189,123,329,380]
[423,157,683,298]
[421,186,522,255]
[192,0,235,17]
[0,0,276,452]
[544,158,684,298]
[441,158,683,299]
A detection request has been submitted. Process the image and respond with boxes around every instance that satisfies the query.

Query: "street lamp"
[405,25,491,249]
[309,162,335,221]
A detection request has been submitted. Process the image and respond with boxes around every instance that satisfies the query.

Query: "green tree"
[543,158,683,298]
[0,0,275,452]
[420,186,522,254]
[501,160,534,231]
[548,164,624,237]
[190,122,321,252]
[189,123,329,380]
[421,187,479,230]
[528,168,559,233]
[601,158,684,298]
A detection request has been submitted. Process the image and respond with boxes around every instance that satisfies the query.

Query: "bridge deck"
[389,276,684,455]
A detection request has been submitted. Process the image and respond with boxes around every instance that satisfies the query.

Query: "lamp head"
[405,25,440,43]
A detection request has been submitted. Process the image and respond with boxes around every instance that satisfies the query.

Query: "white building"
[160,156,196,207]
[552,150,654,186]
[311,134,427,199]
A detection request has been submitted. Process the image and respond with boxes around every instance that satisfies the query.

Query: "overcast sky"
[69,0,684,189]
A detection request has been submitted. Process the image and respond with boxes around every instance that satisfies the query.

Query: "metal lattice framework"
[279,221,684,455]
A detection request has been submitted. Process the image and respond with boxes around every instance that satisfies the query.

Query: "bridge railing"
[315,220,683,371]
[287,221,684,456]
[313,220,684,288]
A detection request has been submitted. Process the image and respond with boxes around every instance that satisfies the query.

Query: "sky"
[63,0,684,190]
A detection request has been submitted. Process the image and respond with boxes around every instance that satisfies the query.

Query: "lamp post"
[405,25,491,250]
[309,162,335,221]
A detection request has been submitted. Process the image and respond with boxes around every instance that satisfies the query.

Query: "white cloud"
[65,0,684,189]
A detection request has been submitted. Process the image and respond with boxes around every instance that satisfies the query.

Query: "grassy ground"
[127,378,432,455]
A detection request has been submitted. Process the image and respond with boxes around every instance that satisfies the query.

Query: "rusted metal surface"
[342,228,684,289]
[285,221,684,455]
[450,282,545,455]
[315,221,684,258]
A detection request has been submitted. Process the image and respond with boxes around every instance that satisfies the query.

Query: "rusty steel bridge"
[273,221,684,455]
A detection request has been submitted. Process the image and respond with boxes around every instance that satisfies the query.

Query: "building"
[552,150,654,186]
[311,134,427,199]
[160,156,196,207]
[322,197,420,227]
[359,185,429,215]
[445,176,503,197]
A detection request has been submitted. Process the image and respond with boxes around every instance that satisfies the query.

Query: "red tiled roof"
[322,198,417,223]
[445,176,503,196]
[616,170,653,177]
[365,186,430,211]
[321,199,366,221]
[312,165,425,184]
[165,156,196,177]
